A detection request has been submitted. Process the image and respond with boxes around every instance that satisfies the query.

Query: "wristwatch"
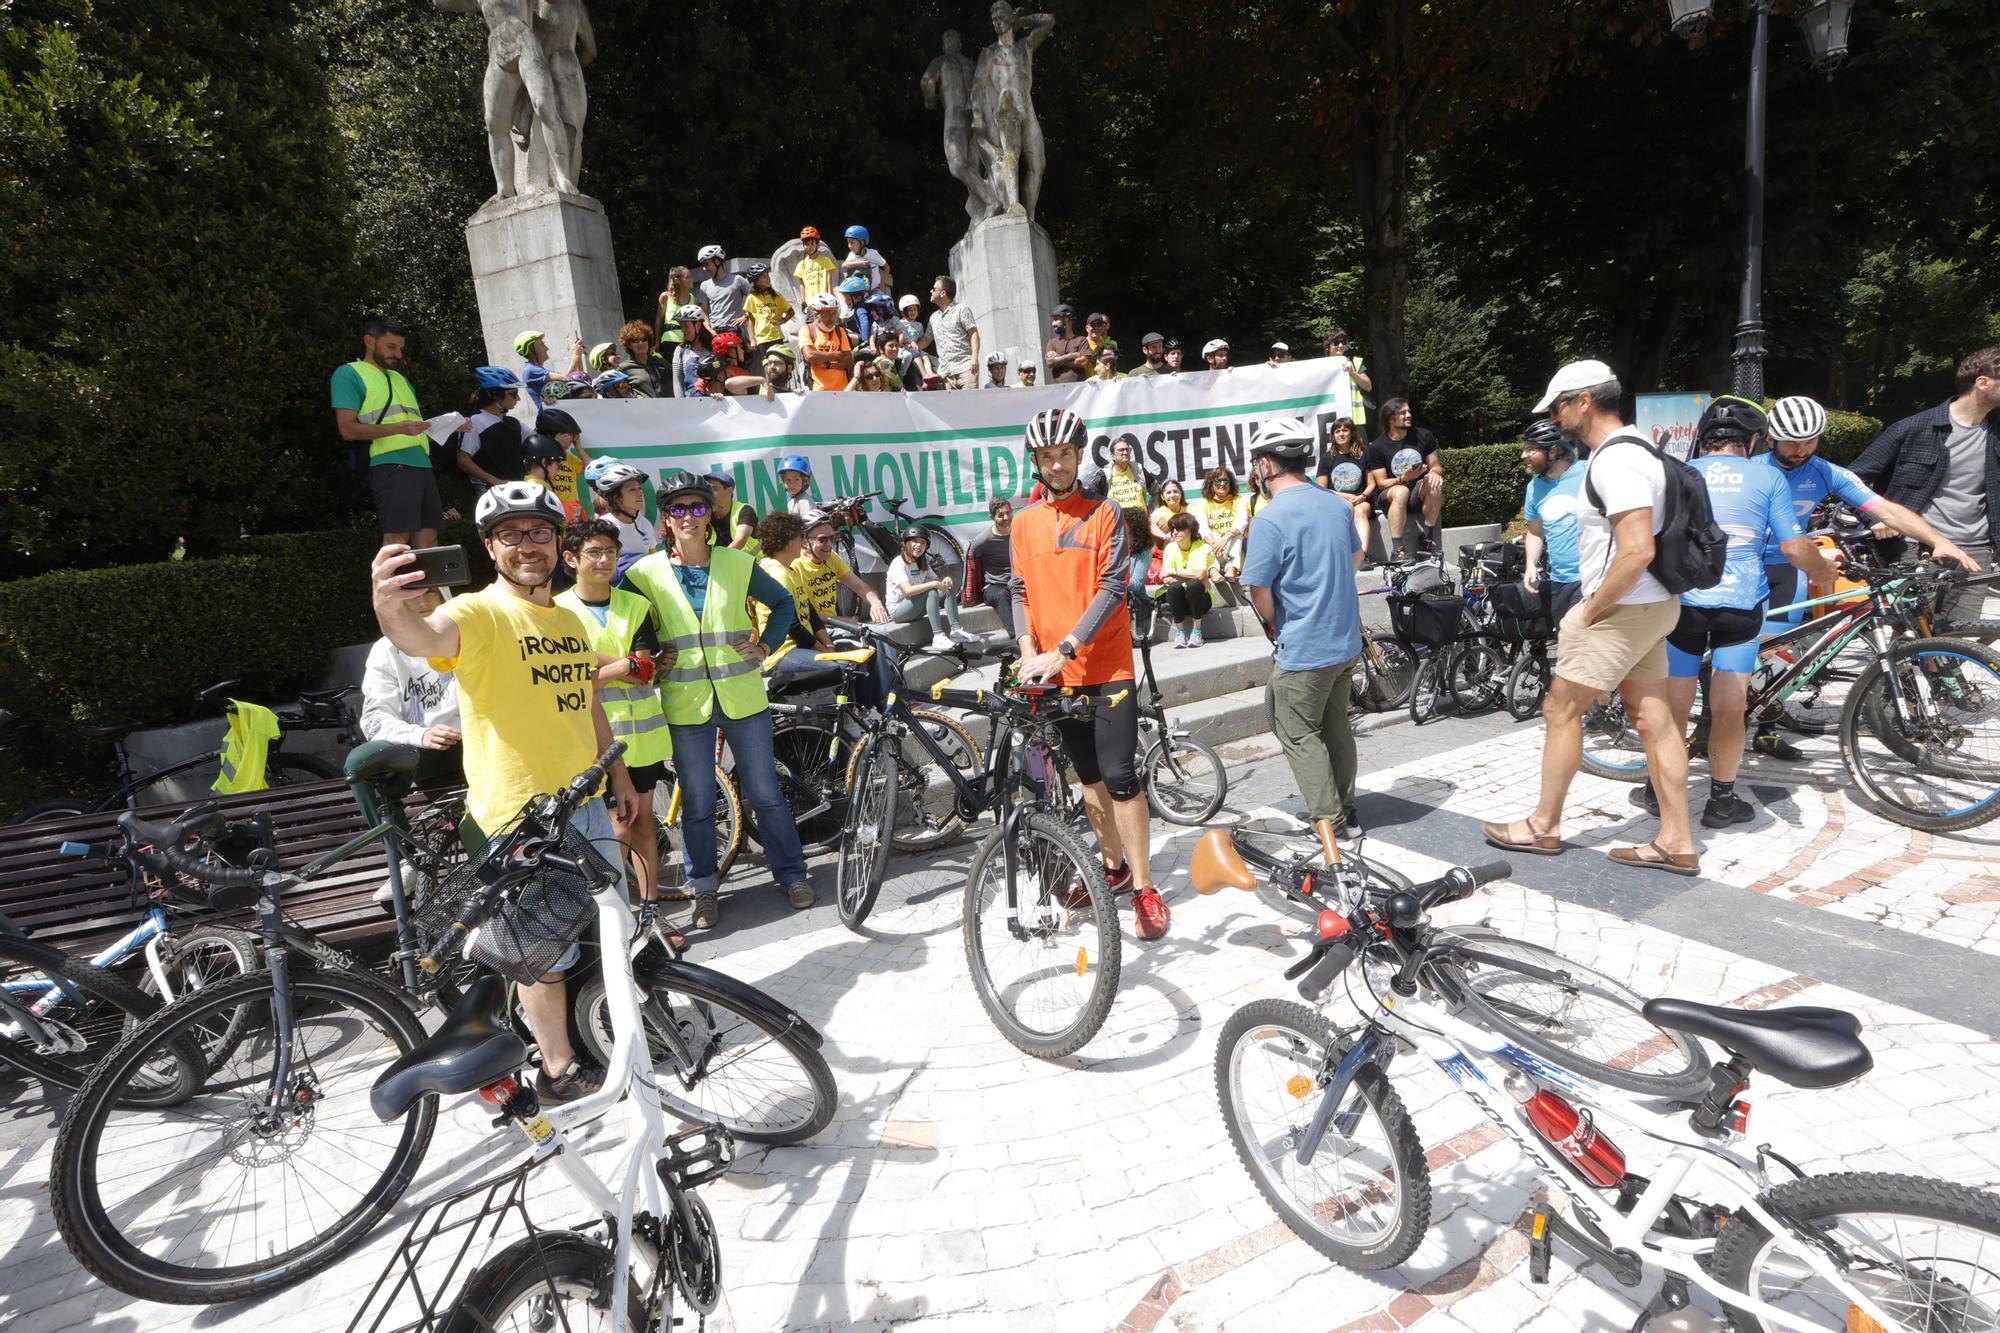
[1057,640,1078,659]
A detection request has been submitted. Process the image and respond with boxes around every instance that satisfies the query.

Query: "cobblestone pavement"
[3,706,1998,1333]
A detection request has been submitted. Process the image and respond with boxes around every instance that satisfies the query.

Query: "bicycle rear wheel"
[1503,647,1549,722]
[836,736,898,930]
[1143,731,1227,826]
[766,722,845,847]
[1354,638,1417,712]
[846,709,977,851]
[128,924,261,1072]
[444,1232,652,1333]
[1580,696,1649,782]
[1445,637,1510,716]
[1435,928,1711,1100]
[52,967,437,1304]
[0,935,203,1104]
[656,766,742,889]
[963,810,1119,1059]
[1841,638,2000,832]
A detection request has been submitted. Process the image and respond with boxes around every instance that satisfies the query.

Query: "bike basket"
[1489,580,1553,642]
[1388,591,1466,649]
[1398,562,1451,596]
[1457,540,1525,582]
[410,817,612,988]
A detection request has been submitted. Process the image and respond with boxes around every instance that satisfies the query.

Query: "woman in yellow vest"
[558,519,671,921]
[619,472,812,930]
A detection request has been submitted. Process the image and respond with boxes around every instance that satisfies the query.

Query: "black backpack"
[1583,430,1727,594]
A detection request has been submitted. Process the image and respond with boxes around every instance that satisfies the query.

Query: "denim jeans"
[891,588,961,636]
[539,799,628,974]
[669,709,808,893]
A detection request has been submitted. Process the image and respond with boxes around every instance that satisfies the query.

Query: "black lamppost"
[1667,0,1856,399]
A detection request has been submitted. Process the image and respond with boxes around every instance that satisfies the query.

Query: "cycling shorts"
[1548,580,1583,626]
[1051,678,1142,802]
[1667,603,1765,677]
[1765,563,1802,631]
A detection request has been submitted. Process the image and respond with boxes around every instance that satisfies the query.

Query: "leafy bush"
[1817,410,1884,466]
[1438,444,1532,530]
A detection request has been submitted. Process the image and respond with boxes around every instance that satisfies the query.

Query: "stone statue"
[922,30,996,222]
[969,2,1054,219]
[437,0,594,200]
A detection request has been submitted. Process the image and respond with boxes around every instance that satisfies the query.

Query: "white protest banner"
[558,361,1352,532]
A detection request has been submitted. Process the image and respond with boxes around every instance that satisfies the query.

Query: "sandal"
[1480,819,1566,856]
[1608,841,1700,877]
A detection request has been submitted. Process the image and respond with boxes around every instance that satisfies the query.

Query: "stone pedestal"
[948,212,1058,380]
[465,191,625,373]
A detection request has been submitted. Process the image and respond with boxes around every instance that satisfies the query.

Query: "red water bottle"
[1518,1087,1625,1189]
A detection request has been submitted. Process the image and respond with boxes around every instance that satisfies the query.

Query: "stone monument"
[439,0,624,373]
[930,4,1060,378]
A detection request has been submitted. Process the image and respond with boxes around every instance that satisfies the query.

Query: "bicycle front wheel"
[0,935,203,1104]
[1445,637,1509,716]
[1580,696,1649,783]
[52,967,437,1304]
[1503,648,1549,722]
[1711,1172,2000,1333]
[836,735,898,931]
[1142,731,1227,826]
[625,970,836,1144]
[1216,999,1429,1270]
[1435,928,1711,1100]
[1841,638,2000,833]
[1354,638,1417,712]
[963,810,1120,1059]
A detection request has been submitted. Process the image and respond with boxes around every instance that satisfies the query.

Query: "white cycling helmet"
[1202,338,1230,357]
[697,244,726,264]
[673,303,706,324]
[475,481,565,535]
[1768,395,1829,443]
[808,292,840,313]
[589,461,645,498]
[1249,416,1314,462]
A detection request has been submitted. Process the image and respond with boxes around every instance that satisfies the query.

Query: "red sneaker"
[1130,886,1170,941]
[1067,861,1129,913]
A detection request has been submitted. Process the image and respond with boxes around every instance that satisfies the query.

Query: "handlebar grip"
[157,839,263,892]
[1467,860,1512,888]
[564,743,626,805]
[1297,939,1360,1002]
[59,840,113,860]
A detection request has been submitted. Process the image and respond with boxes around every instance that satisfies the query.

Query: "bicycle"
[836,638,1123,1060]
[9,678,352,823]
[50,744,834,1305]
[1211,847,2000,1332]
[816,488,966,611]
[1130,630,1229,826]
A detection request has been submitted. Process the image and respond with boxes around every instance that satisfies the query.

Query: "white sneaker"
[947,626,982,645]
[927,634,956,654]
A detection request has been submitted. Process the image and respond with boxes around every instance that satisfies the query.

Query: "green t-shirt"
[330,363,430,469]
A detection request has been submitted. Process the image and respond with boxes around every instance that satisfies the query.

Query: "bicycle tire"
[1503,648,1549,722]
[1445,637,1509,716]
[1354,638,1417,712]
[836,737,897,931]
[9,796,94,824]
[1580,697,1649,783]
[571,968,835,1144]
[270,752,342,784]
[127,924,262,1072]
[920,522,966,583]
[1840,637,2000,833]
[443,1231,650,1333]
[764,722,846,847]
[1408,654,1446,727]
[1710,1171,2000,1332]
[1142,732,1228,826]
[0,935,204,1105]
[52,966,437,1305]
[656,767,742,885]
[1434,928,1711,1100]
[962,810,1120,1060]
[1215,999,1429,1270]
[845,709,977,851]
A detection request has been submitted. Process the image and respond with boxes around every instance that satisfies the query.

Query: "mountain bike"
[817,489,966,607]
[836,642,1122,1060]
[1212,849,2000,1332]
[9,679,352,823]
[50,745,832,1305]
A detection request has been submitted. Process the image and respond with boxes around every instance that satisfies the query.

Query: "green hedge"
[1818,410,1883,466]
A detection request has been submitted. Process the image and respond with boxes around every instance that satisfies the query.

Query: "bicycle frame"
[1752,582,1913,716]
[1325,977,1907,1332]
[0,908,175,1014]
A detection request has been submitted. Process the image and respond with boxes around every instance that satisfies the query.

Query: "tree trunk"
[1353,111,1410,401]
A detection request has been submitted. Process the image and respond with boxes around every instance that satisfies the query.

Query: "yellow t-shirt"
[745,291,794,346]
[793,252,838,305]
[548,446,587,515]
[1163,538,1215,585]
[790,549,850,620]
[1197,495,1247,538]
[440,586,600,837]
[1105,464,1148,512]
[1150,503,1186,533]
[756,556,809,668]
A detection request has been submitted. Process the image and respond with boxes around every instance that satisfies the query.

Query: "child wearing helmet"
[742,265,794,362]
[776,453,817,519]
[457,368,528,493]
[793,227,838,305]
[840,224,889,293]
[591,462,658,572]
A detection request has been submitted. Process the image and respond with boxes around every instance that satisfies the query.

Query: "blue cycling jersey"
[1683,454,1802,610]
[1757,453,1878,562]
[1524,467,1585,584]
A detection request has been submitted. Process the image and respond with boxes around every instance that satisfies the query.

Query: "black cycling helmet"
[657,470,712,506]
[1696,394,1768,452]
[523,432,565,467]
[1520,418,1574,457]
[535,407,580,437]
[897,526,931,546]
[694,353,722,379]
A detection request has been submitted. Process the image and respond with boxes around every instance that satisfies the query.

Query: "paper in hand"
[425,412,467,444]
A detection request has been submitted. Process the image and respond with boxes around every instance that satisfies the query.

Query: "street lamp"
[1670,0,1856,399]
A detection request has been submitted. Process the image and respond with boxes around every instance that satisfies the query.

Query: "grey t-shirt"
[1922,417,1992,545]
[930,302,979,374]
[700,274,751,331]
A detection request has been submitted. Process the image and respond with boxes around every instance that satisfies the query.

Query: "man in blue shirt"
[1632,398,1828,829]
[1520,419,1586,623]
[1242,418,1366,837]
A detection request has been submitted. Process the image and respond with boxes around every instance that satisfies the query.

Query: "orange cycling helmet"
[799,225,822,241]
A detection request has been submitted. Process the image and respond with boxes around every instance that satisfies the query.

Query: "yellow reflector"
[1075,948,1088,976]
[1285,1074,1312,1099]
[1847,1309,1886,1333]
[1531,1212,1547,1240]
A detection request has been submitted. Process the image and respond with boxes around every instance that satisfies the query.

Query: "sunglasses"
[493,524,557,547]
[665,501,711,519]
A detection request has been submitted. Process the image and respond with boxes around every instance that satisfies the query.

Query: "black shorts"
[625,760,668,795]
[369,463,446,533]
[1667,603,1764,658]
[1369,484,1412,512]
[1051,679,1142,802]
[1549,580,1583,625]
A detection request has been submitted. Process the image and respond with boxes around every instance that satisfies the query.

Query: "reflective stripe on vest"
[553,586,672,764]
[350,360,430,463]
[622,549,768,725]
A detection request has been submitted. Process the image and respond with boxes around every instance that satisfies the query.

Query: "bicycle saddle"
[1190,829,1258,895]
[77,721,142,741]
[1641,998,1872,1090]
[297,686,355,705]
[813,648,876,664]
[370,975,527,1122]
[344,739,421,784]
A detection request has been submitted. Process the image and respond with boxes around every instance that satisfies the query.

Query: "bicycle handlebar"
[113,804,264,894]
[1288,860,1511,1001]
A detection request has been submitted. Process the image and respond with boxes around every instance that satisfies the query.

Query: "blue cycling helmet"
[581,455,624,486]
[837,275,868,294]
[474,366,521,391]
[777,453,812,479]
[844,225,869,243]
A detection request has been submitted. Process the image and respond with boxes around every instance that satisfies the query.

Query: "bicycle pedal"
[1528,1210,1553,1284]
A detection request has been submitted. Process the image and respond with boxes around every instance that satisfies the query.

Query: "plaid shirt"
[1851,398,2000,545]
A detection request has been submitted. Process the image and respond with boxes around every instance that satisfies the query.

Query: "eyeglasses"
[578,545,619,562]
[493,524,557,547]
[665,502,711,519]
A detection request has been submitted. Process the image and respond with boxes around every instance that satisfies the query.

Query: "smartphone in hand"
[405,545,471,590]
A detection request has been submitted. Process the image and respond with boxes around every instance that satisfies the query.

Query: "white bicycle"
[1205,836,2000,1333]
[350,744,792,1333]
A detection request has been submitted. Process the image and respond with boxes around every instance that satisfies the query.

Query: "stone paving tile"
[4,714,2000,1332]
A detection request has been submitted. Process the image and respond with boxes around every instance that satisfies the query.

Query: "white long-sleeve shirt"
[359,637,460,747]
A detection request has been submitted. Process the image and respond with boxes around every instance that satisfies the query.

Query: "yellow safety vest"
[212,701,282,794]
[348,360,430,464]
[706,502,762,557]
[622,548,768,725]
[555,587,672,765]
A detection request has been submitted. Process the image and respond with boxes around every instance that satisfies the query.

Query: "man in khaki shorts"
[1482,361,1698,875]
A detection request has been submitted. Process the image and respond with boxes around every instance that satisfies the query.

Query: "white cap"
[1533,359,1616,413]
[1202,338,1230,356]
[897,294,920,310]
[1269,341,1289,353]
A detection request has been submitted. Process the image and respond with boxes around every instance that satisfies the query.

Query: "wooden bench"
[0,779,409,963]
